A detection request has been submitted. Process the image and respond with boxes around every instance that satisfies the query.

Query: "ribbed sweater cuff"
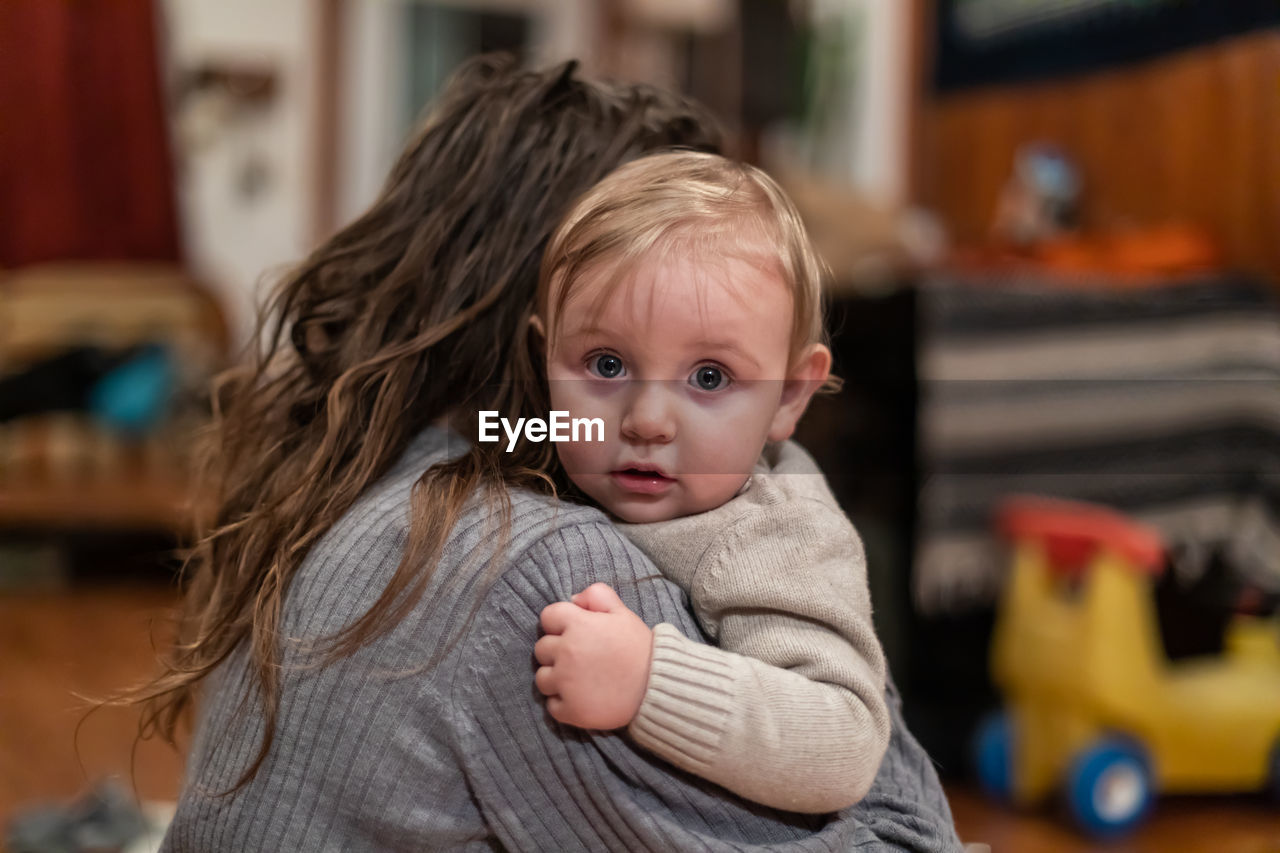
[627,623,736,773]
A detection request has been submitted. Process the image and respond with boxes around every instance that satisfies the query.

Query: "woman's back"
[169,426,601,849]
[165,426,959,851]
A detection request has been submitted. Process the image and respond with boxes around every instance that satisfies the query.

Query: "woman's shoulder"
[290,427,634,620]
[330,426,609,548]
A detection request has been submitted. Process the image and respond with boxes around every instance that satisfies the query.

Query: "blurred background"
[1,1,1277,850]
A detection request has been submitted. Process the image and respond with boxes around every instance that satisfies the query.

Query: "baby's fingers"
[539,601,582,635]
[572,582,625,613]
[533,634,560,665]
[545,695,588,728]
[534,665,558,697]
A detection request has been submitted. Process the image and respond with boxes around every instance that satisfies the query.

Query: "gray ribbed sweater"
[162,427,962,852]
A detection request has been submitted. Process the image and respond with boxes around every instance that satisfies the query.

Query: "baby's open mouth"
[611,467,675,494]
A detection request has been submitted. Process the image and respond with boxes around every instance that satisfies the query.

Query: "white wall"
[849,0,911,206]
[805,0,911,206]
[161,0,318,346]
[337,0,407,228]
[337,0,599,227]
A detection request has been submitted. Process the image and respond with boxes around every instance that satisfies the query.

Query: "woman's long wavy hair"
[128,54,721,790]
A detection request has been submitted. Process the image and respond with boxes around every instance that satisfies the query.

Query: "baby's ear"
[767,343,832,443]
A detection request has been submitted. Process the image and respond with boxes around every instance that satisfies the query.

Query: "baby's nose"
[620,382,676,443]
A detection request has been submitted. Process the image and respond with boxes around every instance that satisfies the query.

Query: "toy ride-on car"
[974,497,1280,837]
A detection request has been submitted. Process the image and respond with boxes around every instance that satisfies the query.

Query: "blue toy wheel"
[1066,738,1153,837]
[972,711,1014,802]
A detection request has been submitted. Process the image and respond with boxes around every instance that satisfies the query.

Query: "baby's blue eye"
[591,354,625,379]
[690,365,728,391]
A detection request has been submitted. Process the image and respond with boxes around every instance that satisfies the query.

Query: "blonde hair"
[537,150,832,371]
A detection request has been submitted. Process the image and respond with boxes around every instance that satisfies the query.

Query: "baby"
[529,151,888,814]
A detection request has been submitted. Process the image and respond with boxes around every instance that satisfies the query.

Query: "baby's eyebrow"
[557,324,617,346]
[563,324,610,337]
[692,340,761,370]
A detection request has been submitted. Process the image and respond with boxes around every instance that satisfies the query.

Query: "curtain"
[0,0,180,267]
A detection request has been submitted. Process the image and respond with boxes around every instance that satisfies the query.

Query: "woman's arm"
[452,519,962,852]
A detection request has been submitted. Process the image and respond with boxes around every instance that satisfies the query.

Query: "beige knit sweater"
[618,439,890,814]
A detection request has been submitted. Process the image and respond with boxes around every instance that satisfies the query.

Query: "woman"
[144,55,962,851]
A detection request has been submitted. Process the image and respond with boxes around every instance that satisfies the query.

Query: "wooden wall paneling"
[916,31,1280,283]
[1262,38,1280,279]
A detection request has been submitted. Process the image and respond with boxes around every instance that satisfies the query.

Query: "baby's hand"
[534,583,653,730]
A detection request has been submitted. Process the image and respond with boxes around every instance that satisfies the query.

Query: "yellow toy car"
[974,497,1280,836]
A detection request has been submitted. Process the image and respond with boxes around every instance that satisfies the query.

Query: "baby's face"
[545,249,797,523]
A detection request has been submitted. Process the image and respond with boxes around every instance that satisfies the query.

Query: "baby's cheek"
[554,438,586,473]
[680,474,750,515]
[680,410,767,476]
[548,379,610,425]
[545,378,574,414]
[558,447,613,513]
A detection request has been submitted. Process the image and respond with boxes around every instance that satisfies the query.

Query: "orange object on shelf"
[1035,224,1221,278]
[947,223,1223,286]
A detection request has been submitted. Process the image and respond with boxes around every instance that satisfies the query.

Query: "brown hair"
[538,150,831,370]
[126,54,720,790]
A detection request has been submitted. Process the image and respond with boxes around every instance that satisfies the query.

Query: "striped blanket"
[916,274,1280,614]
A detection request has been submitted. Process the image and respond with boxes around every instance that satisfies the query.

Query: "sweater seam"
[695,496,847,589]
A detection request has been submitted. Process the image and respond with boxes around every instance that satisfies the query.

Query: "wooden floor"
[2,581,1277,851]
[948,786,1279,852]
[0,583,187,823]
